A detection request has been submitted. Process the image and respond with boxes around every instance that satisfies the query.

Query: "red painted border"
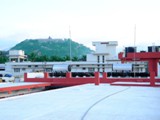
[0,83,51,94]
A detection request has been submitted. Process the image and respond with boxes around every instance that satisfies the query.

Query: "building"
[87,41,118,62]
[2,41,150,80]
[8,50,27,62]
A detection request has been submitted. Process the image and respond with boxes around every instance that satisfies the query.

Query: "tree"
[72,56,79,61]
[28,52,37,62]
[50,55,63,61]
[0,56,7,63]
[35,55,49,62]
[79,55,86,61]
[0,51,8,63]
[63,55,70,61]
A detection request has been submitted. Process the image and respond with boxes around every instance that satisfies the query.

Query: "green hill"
[10,38,93,58]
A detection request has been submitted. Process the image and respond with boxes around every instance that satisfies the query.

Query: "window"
[45,68,52,72]
[102,68,105,72]
[22,68,26,71]
[82,68,86,70]
[88,68,95,72]
[97,56,100,63]
[76,65,80,67]
[102,56,105,63]
[35,65,38,67]
[0,74,3,77]
[28,65,31,68]
[14,68,20,72]
[97,65,100,72]
[102,64,105,72]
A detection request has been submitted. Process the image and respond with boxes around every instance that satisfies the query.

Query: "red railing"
[24,72,160,87]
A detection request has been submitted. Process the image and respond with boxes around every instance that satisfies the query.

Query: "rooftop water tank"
[125,47,137,57]
[148,46,160,52]
[53,64,71,73]
[113,63,132,71]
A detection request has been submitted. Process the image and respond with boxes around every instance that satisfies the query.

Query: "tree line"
[0,51,8,63]
[0,51,86,63]
[27,52,86,62]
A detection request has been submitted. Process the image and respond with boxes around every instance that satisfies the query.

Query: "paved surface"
[0,84,160,120]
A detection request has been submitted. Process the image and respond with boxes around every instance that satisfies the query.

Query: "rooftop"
[0,84,160,120]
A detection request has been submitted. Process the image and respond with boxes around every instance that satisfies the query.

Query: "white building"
[2,41,148,79]
[9,50,27,62]
[87,41,118,62]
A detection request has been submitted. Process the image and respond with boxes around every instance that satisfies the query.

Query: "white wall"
[9,50,24,56]
[88,41,118,63]
[93,41,117,55]
[87,54,97,62]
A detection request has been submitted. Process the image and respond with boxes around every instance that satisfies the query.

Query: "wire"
[133,24,136,77]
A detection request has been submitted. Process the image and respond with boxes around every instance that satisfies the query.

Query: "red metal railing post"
[44,72,49,78]
[95,72,100,85]
[103,72,107,79]
[66,72,72,78]
[24,73,27,82]
[150,72,155,86]
[103,72,107,78]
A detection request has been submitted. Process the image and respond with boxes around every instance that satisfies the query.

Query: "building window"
[102,68,105,72]
[22,68,26,71]
[82,67,86,70]
[35,65,38,67]
[28,65,31,68]
[97,56,100,63]
[102,56,105,63]
[45,68,52,72]
[88,68,95,72]
[76,65,80,67]
[97,65,100,72]
[14,68,20,72]
[0,69,5,71]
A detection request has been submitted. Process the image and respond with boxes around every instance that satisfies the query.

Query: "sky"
[0,0,160,52]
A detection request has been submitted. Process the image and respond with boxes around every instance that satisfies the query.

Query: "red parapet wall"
[119,52,160,60]
[118,52,160,77]
[0,83,51,97]
[24,72,100,86]
[24,72,160,87]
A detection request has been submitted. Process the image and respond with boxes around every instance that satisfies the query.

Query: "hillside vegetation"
[11,38,93,59]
